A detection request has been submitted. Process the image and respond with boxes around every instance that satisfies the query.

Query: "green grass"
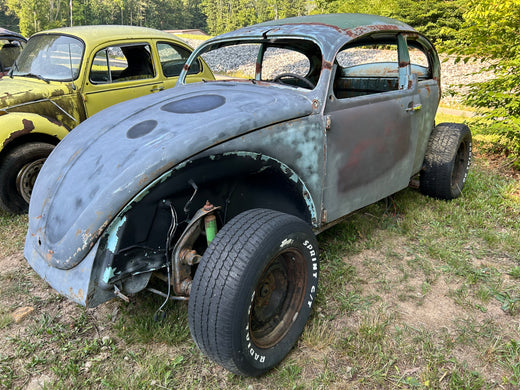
[0,114,519,387]
[436,111,473,124]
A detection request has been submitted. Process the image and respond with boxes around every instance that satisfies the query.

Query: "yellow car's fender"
[0,111,70,152]
[0,112,71,214]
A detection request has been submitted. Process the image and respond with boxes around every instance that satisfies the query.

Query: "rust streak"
[138,175,149,187]
[46,116,67,128]
[2,119,35,147]
[68,287,85,302]
[322,60,333,70]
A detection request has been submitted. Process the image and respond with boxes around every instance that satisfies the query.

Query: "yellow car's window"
[157,42,200,77]
[90,43,154,84]
[12,34,83,81]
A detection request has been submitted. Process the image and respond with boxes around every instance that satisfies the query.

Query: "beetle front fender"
[24,151,319,307]
[92,150,319,287]
[0,112,69,151]
[24,237,109,307]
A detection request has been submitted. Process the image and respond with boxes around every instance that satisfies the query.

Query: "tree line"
[0,0,207,36]
[0,0,462,41]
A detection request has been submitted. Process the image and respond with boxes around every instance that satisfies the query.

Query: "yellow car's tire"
[0,142,54,214]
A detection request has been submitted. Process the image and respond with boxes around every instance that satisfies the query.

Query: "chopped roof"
[255,13,414,32]
[210,13,417,56]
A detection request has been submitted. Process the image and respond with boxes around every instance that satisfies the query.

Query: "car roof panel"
[31,25,186,47]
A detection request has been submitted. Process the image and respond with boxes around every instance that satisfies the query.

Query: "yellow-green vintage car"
[0,25,214,214]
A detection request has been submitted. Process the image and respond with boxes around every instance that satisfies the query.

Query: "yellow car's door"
[82,42,163,117]
[156,41,211,90]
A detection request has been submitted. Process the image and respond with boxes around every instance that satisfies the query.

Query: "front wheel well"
[118,152,317,251]
[96,152,318,299]
[1,133,60,159]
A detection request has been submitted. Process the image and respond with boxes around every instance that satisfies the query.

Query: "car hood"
[27,81,315,269]
[0,77,72,108]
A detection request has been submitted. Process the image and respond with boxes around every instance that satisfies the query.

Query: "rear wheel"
[0,142,54,214]
[188,208,319,376]
[420,123,472,200]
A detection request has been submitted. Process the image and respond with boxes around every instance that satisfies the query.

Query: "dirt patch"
[336,229,518,386]
[398,278,461,330]
[0,251,25,274]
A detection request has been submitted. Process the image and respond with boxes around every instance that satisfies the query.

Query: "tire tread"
[188,208,315,375]
[420,122,471,199]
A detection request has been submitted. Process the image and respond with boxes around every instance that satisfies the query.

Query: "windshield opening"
[12,34,83,82]
[194,38,322,90]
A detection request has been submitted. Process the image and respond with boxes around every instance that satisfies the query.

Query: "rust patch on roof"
[344,24,400,39]
[268,22,403,37]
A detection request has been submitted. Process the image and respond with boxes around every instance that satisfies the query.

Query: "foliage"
[387,0,464,43]
[313,0,463,43]
[0,1,19,31]
[1,0,207,36]
[0,0,468,42]
[200,0,306,35]
[4,0,67,35]
[447,0,520,168]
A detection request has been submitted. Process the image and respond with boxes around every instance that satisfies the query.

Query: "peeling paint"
[2,118,34,147]
[68,287,85,302]
[102,267,116,284]
[106,216,126,253]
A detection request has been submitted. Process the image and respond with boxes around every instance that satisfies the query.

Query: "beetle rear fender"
[0,112,69,153]
[92,152,318,303]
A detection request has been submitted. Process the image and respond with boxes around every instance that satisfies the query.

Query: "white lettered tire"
[188,208,319,376]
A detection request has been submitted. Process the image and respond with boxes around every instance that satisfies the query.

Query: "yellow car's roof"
[32,25,186,48]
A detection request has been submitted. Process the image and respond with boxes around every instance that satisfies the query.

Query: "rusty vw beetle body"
[24,14,471,376]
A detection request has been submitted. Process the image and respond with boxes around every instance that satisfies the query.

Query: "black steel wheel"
[0,142,54,214]
[420,123,472,200]
[188,208,319,376]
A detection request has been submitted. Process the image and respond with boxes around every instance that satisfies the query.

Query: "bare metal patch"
[126,120,157,139]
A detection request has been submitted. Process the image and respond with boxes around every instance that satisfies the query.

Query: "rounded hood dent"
[28,81,315,269]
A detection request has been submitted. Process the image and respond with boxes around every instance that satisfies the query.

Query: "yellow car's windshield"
[12,34,83,82]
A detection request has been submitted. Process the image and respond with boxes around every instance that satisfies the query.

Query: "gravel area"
[437,54,494,106]
[181,37,492,106]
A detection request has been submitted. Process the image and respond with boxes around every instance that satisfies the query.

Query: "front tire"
[188,209,319,376]
[420,123,472,200]
[0,142,54,214]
